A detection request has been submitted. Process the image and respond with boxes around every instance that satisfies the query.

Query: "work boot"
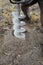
[19,16,31,23]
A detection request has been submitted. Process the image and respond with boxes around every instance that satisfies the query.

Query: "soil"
[0,25,43,65]
[0,1,43,65]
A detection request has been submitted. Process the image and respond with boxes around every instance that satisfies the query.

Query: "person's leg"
[21,3,30,20]
[40,8,43,29]
[38,0,43,56]
[38,0,43,32]
[21,0,37,21]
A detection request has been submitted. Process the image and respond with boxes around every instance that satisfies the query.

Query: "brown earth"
[0,1,43,65]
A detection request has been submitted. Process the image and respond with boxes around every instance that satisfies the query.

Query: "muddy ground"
[0,0,43,65]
